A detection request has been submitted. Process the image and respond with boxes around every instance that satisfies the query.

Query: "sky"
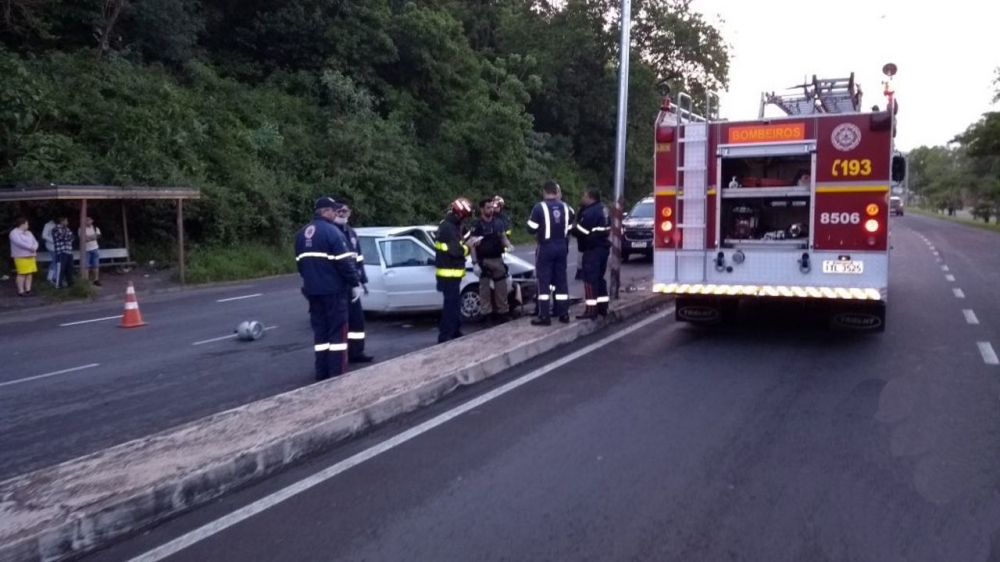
[687,0,1000,151]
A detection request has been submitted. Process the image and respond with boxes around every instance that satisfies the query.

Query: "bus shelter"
[0,185,201,283]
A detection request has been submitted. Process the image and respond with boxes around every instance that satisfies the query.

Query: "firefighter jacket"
[295,217,360,296]
[336,223,368,284]
[527,199,574,244]
[572,202,611,252]
[434,212,469,279]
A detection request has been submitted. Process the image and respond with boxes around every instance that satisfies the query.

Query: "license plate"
[631,241,649,249]
[822,260,864,274]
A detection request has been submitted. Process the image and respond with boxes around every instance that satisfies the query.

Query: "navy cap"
[314,196,343,211]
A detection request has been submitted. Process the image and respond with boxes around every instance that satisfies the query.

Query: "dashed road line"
[942,265,950,272]
[192,326,278,346]
[60,315,122,327]
[978,342,999,366]
[216,293,263,303]
[124,307,675,562]
[954,288,966,299]
[963,310,980,325]
[0,363,100,389]
[946,274,956,282]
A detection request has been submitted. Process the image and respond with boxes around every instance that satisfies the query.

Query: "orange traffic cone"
[120,281,147,328]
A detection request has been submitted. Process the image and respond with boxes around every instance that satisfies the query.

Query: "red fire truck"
[650,64,907,332]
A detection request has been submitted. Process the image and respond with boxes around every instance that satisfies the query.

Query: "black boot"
[597,302,609,316]
[558,314,570,324]
[531,317,551,326]
[349,354,375,364]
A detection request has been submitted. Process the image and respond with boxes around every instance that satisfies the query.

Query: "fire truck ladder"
[758,73,863,117]
[674,92,714,284]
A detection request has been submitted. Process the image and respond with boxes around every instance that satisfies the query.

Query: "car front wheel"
[460,283,483,320]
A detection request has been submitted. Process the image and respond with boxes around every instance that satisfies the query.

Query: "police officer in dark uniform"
[295,197,361,381]
[332,199,374,364]
[527,180,574,325]
[435,197,474,343]
[572,186,611,319]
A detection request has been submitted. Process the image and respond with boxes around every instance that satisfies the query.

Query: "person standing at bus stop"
[84,217,102,287]
[9,217,39,297]
[295,197,361,381]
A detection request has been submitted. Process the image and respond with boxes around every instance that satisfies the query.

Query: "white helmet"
[236,320,265,341]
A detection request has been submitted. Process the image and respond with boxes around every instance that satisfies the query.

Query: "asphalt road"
[82,214,1000,562]
[0,247,652,481]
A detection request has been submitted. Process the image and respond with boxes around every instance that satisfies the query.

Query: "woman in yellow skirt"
[9,217,39,297]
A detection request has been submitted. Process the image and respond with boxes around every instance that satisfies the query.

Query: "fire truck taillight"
[865,219,880,233]
[662,207,673,218]
[661,220,673,232]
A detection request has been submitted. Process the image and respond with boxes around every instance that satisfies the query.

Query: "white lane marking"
[216,293,263,303]
[60,315,122,327]
[0,363,100,389]
[127,307,675,562]
[933,251,940,257]
[942,265,950,272]
[978,342,999,366]
[192,326,278,346]
[963,310,980,325]
[954,288,966,299]
[946,274,956,282]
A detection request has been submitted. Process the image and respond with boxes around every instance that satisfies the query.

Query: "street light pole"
[609,0,632,299]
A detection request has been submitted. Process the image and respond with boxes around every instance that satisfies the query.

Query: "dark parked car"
[622,196,655,262]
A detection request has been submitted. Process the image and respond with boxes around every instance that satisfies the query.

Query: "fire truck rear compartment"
[720,153,812,246]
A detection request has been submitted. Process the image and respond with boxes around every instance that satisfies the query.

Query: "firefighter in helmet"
[493,195,513,240]
[435,197,475,343]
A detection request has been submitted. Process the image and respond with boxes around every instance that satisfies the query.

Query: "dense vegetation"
[907,70,1000,222]
[1,0,730,280]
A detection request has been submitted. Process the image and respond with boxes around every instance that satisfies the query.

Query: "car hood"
[466,252,534,275]
[623,218,654,229]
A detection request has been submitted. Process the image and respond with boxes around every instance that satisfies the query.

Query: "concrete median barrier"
[0,291,671,562]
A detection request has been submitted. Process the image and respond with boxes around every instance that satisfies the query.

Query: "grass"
[184,243,297,284]
[910,207,1000,235]
[32,279,97,301]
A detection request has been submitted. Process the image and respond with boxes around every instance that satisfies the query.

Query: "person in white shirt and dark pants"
[84,217,102,286]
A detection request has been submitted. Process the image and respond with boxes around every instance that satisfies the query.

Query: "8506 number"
[831,158,872,177]
[819,212,861,225]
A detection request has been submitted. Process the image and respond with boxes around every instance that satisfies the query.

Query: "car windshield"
[629,201,654,219]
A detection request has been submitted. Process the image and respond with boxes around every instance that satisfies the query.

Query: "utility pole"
[609,0,631,299]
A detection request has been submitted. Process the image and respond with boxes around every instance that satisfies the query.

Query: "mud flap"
[675,297,726,325]
[829,301,886,333]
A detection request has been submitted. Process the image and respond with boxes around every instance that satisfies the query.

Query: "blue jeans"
[86,250,100,269]
[46,246,58,284]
